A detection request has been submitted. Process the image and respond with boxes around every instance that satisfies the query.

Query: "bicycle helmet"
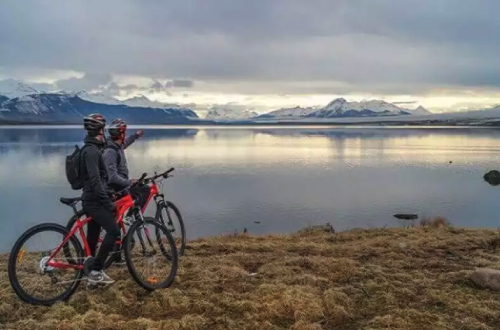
[83,114,106,135]
[108,118,127,140]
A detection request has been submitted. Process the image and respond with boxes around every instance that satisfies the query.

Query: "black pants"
[83,200,121,271]
[129,185,151,210]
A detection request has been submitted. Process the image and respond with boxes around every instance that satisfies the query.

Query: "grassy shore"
[1,220,500,330]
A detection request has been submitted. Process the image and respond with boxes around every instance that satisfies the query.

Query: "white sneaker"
[88,270,115,285]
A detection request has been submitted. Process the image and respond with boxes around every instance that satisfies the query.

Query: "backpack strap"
[78,143,100,177]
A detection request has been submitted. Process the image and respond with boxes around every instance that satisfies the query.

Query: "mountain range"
[204,105,259,120]
[10,80,500,126]
[257,98,432,119]
[0,83,198,124]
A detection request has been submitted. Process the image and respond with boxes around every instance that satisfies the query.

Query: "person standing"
[103,118,148,207]
[80,114,119,285]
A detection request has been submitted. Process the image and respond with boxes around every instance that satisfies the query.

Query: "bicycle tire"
[8,223,84,306]
[155,201,186,256]
[123,217,178,290]
[66,214,78,231]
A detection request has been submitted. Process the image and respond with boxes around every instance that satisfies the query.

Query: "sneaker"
[88,270,115,285]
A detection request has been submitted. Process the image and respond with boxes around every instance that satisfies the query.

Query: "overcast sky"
[1,0,500,112]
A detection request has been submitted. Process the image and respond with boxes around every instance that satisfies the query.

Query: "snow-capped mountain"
[0,79,39,99]
[0,93,81,119]
[0,92,199,124]
[326,98,404,113]
[120,95,197,118]
[204,105,259,120]
[122,95,175,108]
[259,98,431,119]
[309,98,410,118]
[73,91,123,105]
[259,106,319,118]
[0,81,440,123]
[406,106,432,116]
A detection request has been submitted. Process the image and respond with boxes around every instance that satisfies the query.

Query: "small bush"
[420,216,451,228]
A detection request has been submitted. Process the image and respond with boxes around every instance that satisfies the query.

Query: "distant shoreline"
[1,118,500,127]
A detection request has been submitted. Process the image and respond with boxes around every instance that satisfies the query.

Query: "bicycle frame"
[46,194,136,270]
[143,179,162,213]
[49,169,171,271]
[96,180,163,242]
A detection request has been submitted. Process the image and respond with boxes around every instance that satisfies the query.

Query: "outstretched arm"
[124,130,144,149]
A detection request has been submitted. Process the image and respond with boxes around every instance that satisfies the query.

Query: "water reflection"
[1,126,500,252]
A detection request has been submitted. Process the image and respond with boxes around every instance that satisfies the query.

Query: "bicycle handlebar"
[150,167,175,180]
[133,167,175,186]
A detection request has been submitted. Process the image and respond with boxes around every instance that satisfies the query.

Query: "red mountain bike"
[65,168,186,261]
[7,169,178,306]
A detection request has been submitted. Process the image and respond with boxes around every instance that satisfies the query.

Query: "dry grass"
[420,216,451,229]
[2,224,500,329]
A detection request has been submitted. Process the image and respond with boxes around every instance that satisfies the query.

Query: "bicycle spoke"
[124,217,178,290]
[9,224,84,305]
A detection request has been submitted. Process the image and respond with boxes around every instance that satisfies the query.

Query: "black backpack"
[65,144,96,190]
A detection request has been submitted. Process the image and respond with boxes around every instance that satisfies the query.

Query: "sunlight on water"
[1,126,500,252]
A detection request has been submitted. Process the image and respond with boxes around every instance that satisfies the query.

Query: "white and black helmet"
[108,118,127,139]
[83,113,106,133]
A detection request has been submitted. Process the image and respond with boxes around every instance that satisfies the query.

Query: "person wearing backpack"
[80,113,120,286]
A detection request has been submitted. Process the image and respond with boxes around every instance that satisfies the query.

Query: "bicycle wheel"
[123,217,178,290]
[8,223,85,306]
[155,201,186,256]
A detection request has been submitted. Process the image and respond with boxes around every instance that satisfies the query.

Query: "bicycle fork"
[132,209,157,257]
[155,196,176,234]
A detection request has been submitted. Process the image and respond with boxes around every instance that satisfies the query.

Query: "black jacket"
[80,135,114,210]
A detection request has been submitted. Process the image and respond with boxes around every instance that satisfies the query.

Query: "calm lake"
[1,125,500,252]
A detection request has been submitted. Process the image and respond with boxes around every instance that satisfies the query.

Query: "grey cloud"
[105,82,139,94]
[30,82,56,92]
[0,78,55,95]
[150,81,164,90]
[393,101,417,105]
[56,73,113,92]
[165,79,194,88]
[148,80,172,96]
[1,0,500,94]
